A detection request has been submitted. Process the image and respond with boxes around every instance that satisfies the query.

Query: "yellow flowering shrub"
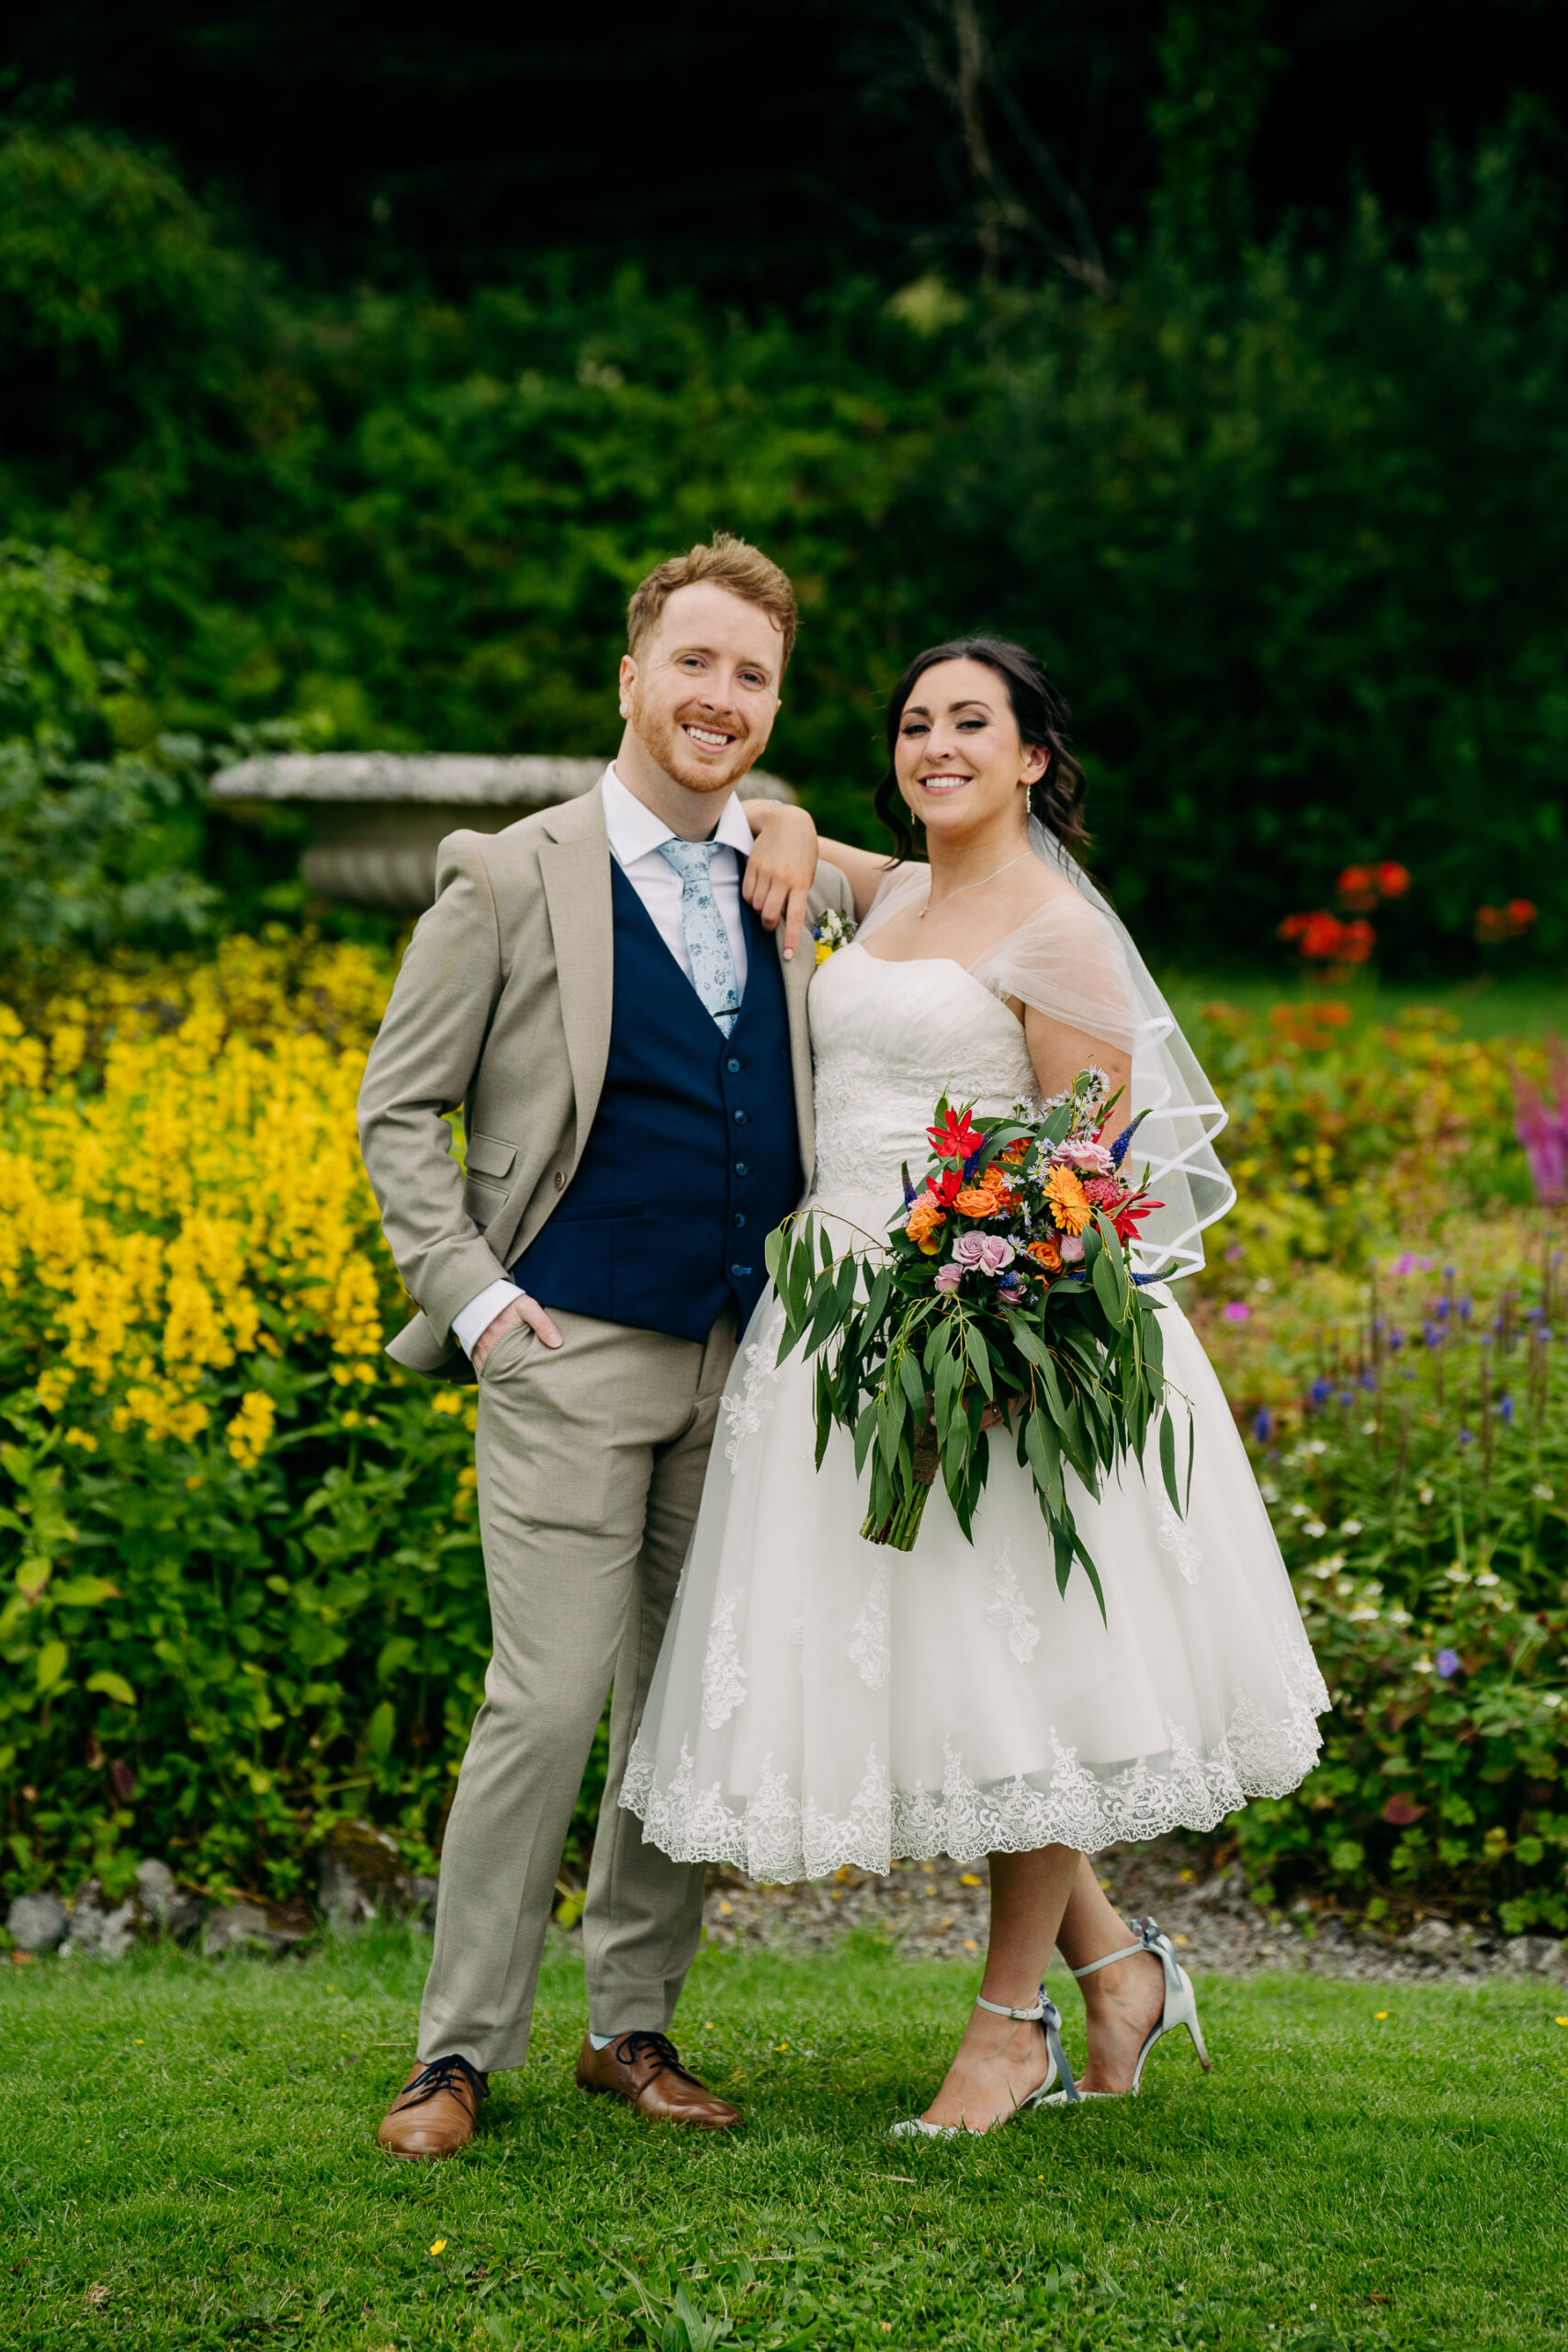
[0,933,536,1903]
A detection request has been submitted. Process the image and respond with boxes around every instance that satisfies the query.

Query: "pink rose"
[953,1231,1015,1275]
[1058,1232,1085,1263]
[1054,1139,1115,1178]
[933,1261,964,1292]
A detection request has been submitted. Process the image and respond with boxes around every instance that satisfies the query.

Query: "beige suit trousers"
[417,1304,737,2072]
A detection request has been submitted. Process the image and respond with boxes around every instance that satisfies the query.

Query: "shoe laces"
[610,2030,698,2084]
[398,2052,489,2110]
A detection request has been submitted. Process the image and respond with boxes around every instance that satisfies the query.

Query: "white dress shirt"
[451,764,757,1358]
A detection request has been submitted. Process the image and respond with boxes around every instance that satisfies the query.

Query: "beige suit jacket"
[356,782,854,1382]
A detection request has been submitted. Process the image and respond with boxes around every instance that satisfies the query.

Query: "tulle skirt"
[621,1186,1329,1884]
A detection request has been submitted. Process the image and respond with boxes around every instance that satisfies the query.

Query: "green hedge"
[3,120,1567,965]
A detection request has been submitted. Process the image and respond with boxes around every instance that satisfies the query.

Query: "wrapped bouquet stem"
[765,1071,1193,1614]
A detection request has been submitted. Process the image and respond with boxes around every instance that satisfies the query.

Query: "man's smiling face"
[619,581,784,798]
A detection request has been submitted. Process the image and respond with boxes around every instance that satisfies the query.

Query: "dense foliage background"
[3,6,1568,968]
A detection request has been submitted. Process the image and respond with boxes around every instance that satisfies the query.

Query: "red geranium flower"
[1375,861,1411,899]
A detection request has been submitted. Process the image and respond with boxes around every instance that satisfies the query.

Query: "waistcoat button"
[732,1108,748,1125]
[735,1160,749,1175]
[553,1170,566,1190]
[733,1213,746,1228]
[727,1057,741,1073]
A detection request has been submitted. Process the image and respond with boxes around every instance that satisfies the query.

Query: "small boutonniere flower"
[813,908,858,965]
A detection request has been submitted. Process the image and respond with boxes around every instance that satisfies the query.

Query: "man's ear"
[618,651,637,720]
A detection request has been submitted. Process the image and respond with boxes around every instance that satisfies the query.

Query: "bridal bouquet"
[765,1071,1190,1612]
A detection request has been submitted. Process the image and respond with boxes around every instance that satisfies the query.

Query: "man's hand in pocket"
[470,1293,563,1374]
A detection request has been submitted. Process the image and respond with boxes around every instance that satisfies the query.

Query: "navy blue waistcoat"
[511,859,801,1342]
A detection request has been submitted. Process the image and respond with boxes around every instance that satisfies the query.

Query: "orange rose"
[1043,1165,1091,1235]
[953,1185,998,1216]
[906,1197,947,1249]
[1026,1235,1063,1273]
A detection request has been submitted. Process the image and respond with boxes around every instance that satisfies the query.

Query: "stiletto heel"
[890,1985,1078,2139]
[1044,1916,1212,2103]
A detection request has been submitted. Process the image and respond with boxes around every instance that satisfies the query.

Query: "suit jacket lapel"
[538,787,614,1153]
[780,926,816,1182]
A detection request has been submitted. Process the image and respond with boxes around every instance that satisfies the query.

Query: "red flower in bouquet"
[927,1106,984,1161]
[1113,1195,1164,1243]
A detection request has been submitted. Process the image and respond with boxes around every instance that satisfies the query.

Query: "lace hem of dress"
[619,1661,1330,1884]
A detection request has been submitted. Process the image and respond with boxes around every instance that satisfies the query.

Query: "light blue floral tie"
[657,838,741,1035]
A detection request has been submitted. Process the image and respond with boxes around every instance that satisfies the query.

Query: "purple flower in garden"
[1226,1245,1246,1263]
[933,1261,964,1293]
[1435,1298,1450,1321]
[1388,1328,1404,1350]
[1360,1370,1377,1391]
[1458,1428,1474,1445]
[1223,1301,1250,1323]
[1436,1648,1461,1679]
[1339,1388,1355,1407]
[1309,1377,1334,1407]
[1512,1039,1568,1205]
[1498,1392,1515,1424]
[1252,1406,1273,1442]
[1460,1297,1472,1322]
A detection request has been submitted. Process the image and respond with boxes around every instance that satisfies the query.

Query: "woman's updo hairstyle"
[872,635,1090,865]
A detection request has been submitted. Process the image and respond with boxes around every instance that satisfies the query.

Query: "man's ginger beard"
[626,673,765,797]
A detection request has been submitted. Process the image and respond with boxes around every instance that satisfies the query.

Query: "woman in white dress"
[622,637,1328,2133]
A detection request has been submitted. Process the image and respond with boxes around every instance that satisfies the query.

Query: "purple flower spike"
[1499,1393,1515,1424]
[1309,1377,1334,1407]
[1436,1648,1461,1679]
[1251,1406,1273,1442]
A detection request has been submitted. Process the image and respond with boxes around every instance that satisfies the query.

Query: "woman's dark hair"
[872,636,1090,864]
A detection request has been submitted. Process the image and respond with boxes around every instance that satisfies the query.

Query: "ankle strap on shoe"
[976,1985,1079,2103]
[975,1992,1044,2022]
[1070,1915,1175,1983]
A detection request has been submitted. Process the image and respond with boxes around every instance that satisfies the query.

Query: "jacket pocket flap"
[465,1132,517,1181]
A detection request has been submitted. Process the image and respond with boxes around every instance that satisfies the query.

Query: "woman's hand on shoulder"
[740,800,819,959]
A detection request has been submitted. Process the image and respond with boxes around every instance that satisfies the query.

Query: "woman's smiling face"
[893,657,1048,845]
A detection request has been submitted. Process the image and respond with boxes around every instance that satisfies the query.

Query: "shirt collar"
[602,763,755,865]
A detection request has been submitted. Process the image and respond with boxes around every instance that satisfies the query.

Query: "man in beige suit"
[357,535,852,2157]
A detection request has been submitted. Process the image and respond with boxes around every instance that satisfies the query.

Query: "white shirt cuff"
[452,1279,525,1359]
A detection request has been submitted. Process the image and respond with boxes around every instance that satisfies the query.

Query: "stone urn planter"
[208,752,798,915]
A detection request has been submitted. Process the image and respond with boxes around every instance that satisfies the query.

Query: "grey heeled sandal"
[1043,1915,1212,2103]
[889,1985,1079,2138]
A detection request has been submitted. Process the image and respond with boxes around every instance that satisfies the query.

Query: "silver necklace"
[919,854,1022,918]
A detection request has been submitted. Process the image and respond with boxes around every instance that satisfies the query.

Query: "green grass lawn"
[1157,969,1568,1041]
[6,1932,1568,2351]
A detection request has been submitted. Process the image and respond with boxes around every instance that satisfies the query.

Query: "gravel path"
[696,1836,1568,1988]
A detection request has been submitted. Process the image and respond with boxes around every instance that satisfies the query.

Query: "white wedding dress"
[621,916,1329,1884]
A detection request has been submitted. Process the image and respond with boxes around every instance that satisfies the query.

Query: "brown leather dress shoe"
[377,2053,488,2160]
[575,2030,741,2128]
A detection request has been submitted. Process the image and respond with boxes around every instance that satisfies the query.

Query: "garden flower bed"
[1,947,1564,1934]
